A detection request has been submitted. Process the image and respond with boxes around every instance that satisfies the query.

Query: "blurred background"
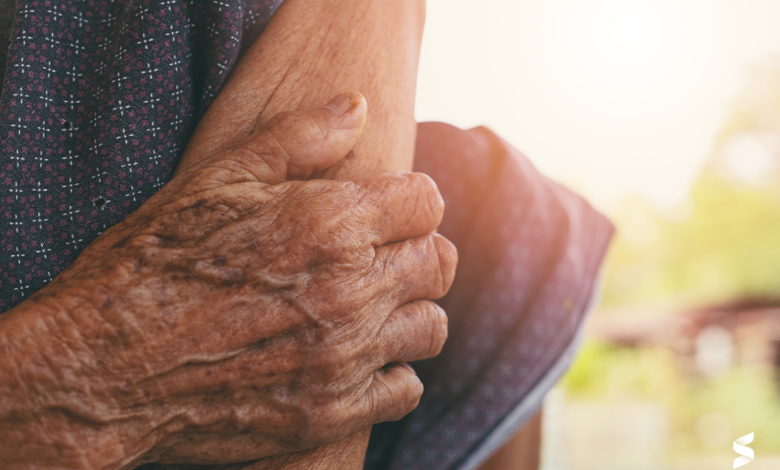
[416,0,780,468]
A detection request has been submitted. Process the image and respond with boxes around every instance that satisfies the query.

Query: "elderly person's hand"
[0,94,456,470]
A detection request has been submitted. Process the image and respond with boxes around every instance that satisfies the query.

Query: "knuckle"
[182,161,231,189]
[399,372,424,417]
[268,111,325,147]
[423,302,449,357]
[265,110,301,135]
[356,173,403,205]
[410,172,444,222]
[432,233,458,297]
[213,109,327,185]
[278,182,363,250]
[226,140,287,183]
[365,383,381,420]
[377,367,424,422]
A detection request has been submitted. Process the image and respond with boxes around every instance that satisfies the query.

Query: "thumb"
[234,92,367,184]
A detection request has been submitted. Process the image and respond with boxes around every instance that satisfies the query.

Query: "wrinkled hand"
[0,94,456,470]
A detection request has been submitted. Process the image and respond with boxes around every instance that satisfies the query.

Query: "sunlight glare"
[559,0,688,108]
[612,14,642,47]
[417,0,780,209]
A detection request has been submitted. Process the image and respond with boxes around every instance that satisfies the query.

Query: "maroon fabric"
[0,0,283,309]
[365,123,614,469]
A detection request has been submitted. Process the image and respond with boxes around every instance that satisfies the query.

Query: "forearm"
[0,286,154,470]
[0,292,90,468]
[0,123,450,470]
[0,1,435,462]
[180,0,425,176]
[173,1,427,468]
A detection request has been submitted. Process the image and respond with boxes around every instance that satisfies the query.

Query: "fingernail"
[325,93,353,116]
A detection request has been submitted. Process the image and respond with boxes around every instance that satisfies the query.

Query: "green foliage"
[563,341,780,453]
[664,169,780,302]
[602,58,780,309]
[602,176,780,308]
[679,368,780,452]
[563,341,679,402]
[561,58,780,459]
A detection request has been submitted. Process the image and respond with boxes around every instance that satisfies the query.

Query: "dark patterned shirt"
[0,0,283,310]
[0,3,614,469]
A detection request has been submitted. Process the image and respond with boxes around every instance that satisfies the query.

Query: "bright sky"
[416,0,780,212]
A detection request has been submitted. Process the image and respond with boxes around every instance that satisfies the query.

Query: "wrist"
[0,281,161,469]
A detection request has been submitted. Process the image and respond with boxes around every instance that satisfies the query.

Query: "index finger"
[353,172,445,245]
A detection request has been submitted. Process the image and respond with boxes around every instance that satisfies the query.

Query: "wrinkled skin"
[0,95,456,470]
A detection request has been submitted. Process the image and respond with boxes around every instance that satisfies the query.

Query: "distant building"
[588,298,780,379]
